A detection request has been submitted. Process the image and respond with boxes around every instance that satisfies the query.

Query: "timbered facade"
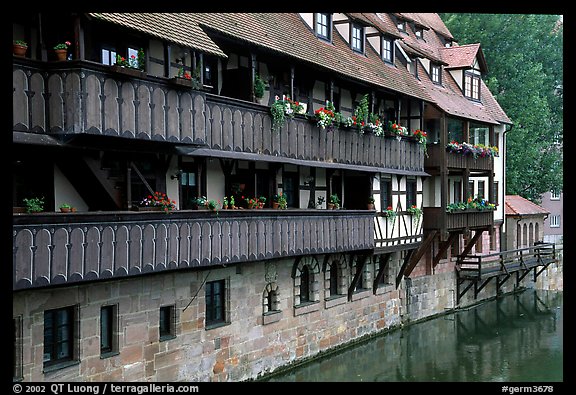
[13,13,511,382]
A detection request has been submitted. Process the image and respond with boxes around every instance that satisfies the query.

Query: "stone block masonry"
[12,248,563,382]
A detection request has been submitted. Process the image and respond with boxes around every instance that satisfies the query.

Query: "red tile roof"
[91,13,511,126]
[441,43,487,72]
[505,195,550,216]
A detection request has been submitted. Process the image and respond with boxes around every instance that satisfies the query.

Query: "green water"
[264,289,563,382]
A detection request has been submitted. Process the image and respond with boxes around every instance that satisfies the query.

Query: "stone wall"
[13,246,563,382]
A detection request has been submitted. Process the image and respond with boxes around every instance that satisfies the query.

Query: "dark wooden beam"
[400,230,437,282]
[373,253,391,294]
[461,229,484,257]
[433,231,458,268]
[348,254,368,300]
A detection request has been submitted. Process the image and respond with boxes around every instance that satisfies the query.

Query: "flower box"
[170,77,194,88]
[133,206,164,212]
[110,65,146,79]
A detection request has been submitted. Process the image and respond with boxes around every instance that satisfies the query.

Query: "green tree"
[440,13,563,203]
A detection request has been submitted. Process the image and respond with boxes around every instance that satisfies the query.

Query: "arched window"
[263,283,280,314]
[535,223,540,243]
[529,223,534,246]
[300,265,310,303]
[523,223,528,248]
[329,261,339,296]
[517,223,522,249]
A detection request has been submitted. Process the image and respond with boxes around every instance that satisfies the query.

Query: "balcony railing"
[13,209,374,291]
[13,59,423,173]
[424,143,493,171]
[423,207,494,231]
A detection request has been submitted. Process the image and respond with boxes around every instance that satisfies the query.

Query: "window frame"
[464,71,481,101]
[159,305,176,341]
[430,63,441,85]
[550,190,561,200]
[380,177,392,212]
[43,306,77,369]
[406,178,417,209]
[397,20,406,32]
[100,304,118,357]
[314,13,331,41]
[549,215,560,228]
[205,279,227,328]
[351,23,364,54]
[382,36,394,63]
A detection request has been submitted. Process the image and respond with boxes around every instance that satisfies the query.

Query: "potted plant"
[367,196,375,210]
[254,74,267,101]
[13,40,28,57]
[59,203,73,213]
[382,205,396,221]
[23,197,45,213]
[193,196,208,210]
[222,196,229,209]
[273,193,287,209]
[229,196,236,209]
[53,41,71,61]
[316,196,325,209]
[407,205,422,222]
[138,191,176,212]
[328,194,340,210]
[207,199,220,212]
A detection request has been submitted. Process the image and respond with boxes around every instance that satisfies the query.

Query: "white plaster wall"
[206,159,225,202]
[53,164,89,212]
[166,155,180,209]
[299,13,314,30]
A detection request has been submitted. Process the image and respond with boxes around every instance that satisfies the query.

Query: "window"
[299,266,310,303]
[44,306,76,367]
[406,178,417,208]
[351,24,364,53]
[315,13,331,40]
[127,47,141,69]
[159,305,176,340]
[493,181,499,205]
[471,123,489,146]
[454,180,462,203]
[100,305,117,356]
[206,280,226,327]
[431,64,441,84]
[380,178,392,212]
[263,284,280,313]
[382,37,394,63]
[397,20,406,32]
[447,117,464,142]
[329,261,339,296]
[477,180,485,199]
[468,181,474,198]
[550,190,561,200]
[101,48,117,66]
[550,215,560,228]
[464,71,481,100]
[415,26,423,39]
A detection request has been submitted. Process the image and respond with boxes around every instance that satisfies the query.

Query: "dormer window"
[315,13,331,41]
[397,20,406,32]
[431,64,441,84]
[464,71,481,100]
[382,37,394,63]
[351,23,364,53]
[415,27,423,39]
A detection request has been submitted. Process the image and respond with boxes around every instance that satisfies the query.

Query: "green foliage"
[254,74,267,99]
[440,13,563,202]
[23,197,45,213]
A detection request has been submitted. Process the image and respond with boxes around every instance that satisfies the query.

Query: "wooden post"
[290,65,295,100]
[251,53,257,102]
[440,113,447,239]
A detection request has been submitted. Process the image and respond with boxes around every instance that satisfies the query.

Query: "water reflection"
[264,290,562,382]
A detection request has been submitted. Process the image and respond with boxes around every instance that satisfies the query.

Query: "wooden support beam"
[475,276,493,298]
[457,278,475,305]
[433,231,459,268]
[373,253,391,294]
[348,254,368,300]
[395,249,414,289]
[497,274,511,292]
[402,230,437,279]
[461,229,484,257]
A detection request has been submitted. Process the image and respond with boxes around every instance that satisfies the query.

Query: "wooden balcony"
[424,143,493,171]
[12,209,374,291]
[12,59,424,174]
[423,207,494,232]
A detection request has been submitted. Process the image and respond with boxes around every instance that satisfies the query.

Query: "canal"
[262,289,563,382]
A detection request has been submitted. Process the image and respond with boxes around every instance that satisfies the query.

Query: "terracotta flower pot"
[13,44,27,57]
[55,49,67,61]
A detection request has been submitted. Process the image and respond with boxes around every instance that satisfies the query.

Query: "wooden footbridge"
[455,242,558,305]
